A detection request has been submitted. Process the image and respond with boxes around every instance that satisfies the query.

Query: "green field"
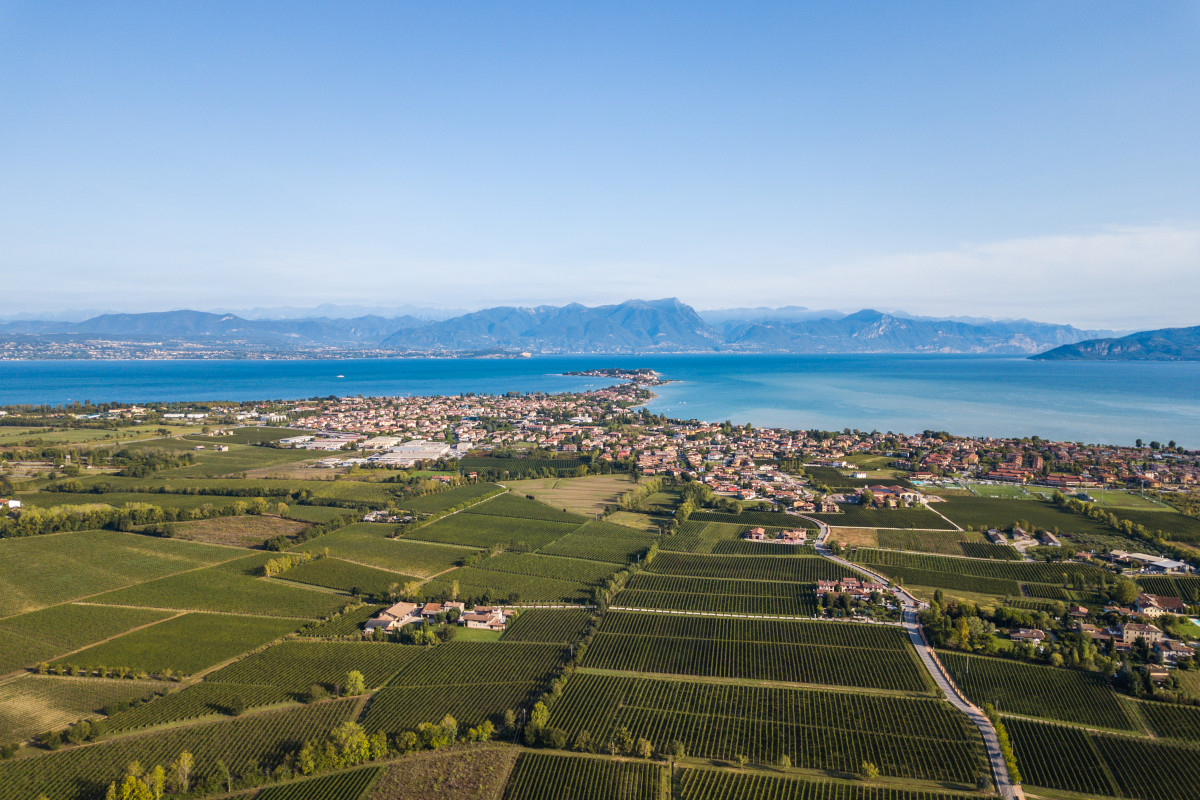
[676,768,981,800]
[874,528,984,555]
[0,699,359,800]
[0,530,237,617]
[646,552,855,582]
[407,513,579,550]
[501,609,594,643]
[424,567,593,604]
[403,482,504,514]
[507,473,638,516]
[939,652,1136,730]
[0,674,172,742]
[475,553,616,585]
[463,493,590,524]
[807,505,955,530]
[937,496,1113,534]
[296,524,478,577]
[0,604,175,675]
[103,681,295,733]
[537,520,656,564]
[502,753,663,800]
[278,557,417,596]
[207,640,425,692]
[582,612,931,692]
[52,612,300,676]
[613,573,819,616]
[549,673,981,781]
[90,561,348,618]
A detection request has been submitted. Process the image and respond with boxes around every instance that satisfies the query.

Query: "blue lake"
[1,354,1198,447]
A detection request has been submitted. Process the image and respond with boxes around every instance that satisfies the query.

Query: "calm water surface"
[2,354,1197,447]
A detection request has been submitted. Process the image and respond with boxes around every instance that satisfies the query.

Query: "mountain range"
[0,299,1123,357]
[1033,324,1200,361]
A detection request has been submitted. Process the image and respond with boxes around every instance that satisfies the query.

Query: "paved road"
[814,542,1024,800]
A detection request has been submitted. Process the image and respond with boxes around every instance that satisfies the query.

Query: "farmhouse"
[1135,593,1188,618]
[1120,622,1165,645]
[364,601,421,635]
[1011,628,1047,643]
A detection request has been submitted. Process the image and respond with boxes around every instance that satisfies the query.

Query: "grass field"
[0,530,237,617]
[52,612,300,676]
[297,524,478,577]
[507,474,639,516]
[0,674,172,742]
[90,561,348,618]
[156,444,320,478]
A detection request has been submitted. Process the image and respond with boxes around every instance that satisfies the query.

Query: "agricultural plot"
[360,642,566,733]
[1137,575,1200,601]
[1140,701,1200,742]
[0,603,174,672]
[401,482,504,513]
[0,699,358,800]
[476,553,615,585]
[1021,583,1069,600]
[52,613,299,677]
[808,506,956,529]
[508,474,638,515]
[957,541,1021,560]
[257,767,381,800]
[874,528,980,555]
[184,428,310,445]
[90,562,347,618]
[457,456,588,477]
[299,605,384,639]
[423,566,592,604]
[583,612,930,692]
[407,513,578,550]
[207,641,425,692]
[864,566,1020,596]
[849,549,1107,583]
[803,467,912,490]
[613,574,818,616]
[285,505,356,524]
[646,552,853,582]
[103,681,295,733]
[688,511,818,529]
[366,745,518,800]
[1009,717,1200,800]
[502,753,663,800]
[0,529,236,617]
[297,524,478,577]
[156,445,319,478]
[501,609,594,643]
[168,514,310,547]
[17,491,250,512]
[538,521,656,564]
[710,541,816,555]
[463,493,589,524]
[1107,508,1200,543]
[938,652,1136,730]
[278,557,417,597]
[0,675,171,743]
[549,673,982,782]
[937,496,1112,535]
[676,768,982,800]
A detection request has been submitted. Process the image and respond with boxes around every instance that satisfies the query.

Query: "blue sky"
[1,1,1197,328]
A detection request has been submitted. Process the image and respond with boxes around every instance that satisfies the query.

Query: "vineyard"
[808,506,954,530]
[207,641,426,692]
[938,652,1136,730]
[0,699,358,800]
[676,768,983,800]
[537,521,656,564]
[104,681,294,733]
[298,605,385,639]
[1008,717,1200,800]
[1020,583,1069,600]
[957,542,1022,560]
[88,563,348,618]
[856,566,1019,595]
[407,514,578,550]
[0,675,171,743]
[0,603,175,675]
[296,525,479,577]
[404,482,504,514]
[501,609,595,643]
[875,529,977,556]
[688,511,818,529]
[476,553,616,585]
[255,766,380,800]
[582,612,930,691]
[52,613,300,677]
[848,549,1107,583]
[548,673,983,782]
[936,496,1112,535]
[711,541,816,555]
[1136,575,1200,602]
[457,456,591,479]
[502,753,663,800]
[646,553,854,582]
[613,574,818,616]
[463,493,589,524]
[384,642,566,689]
[423,566,593,604]
[1140,701,1200,742]
[360,681,542,734]
[278,557,416,596]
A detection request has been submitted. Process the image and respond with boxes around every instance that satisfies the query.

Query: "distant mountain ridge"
[0,300,1112,356]
[1032,325,1200,361]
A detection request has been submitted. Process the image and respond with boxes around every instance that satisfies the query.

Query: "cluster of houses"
[816,577,889,601]
[985,527,1061,547]
[363,600,515,635]
[744,527,808,544]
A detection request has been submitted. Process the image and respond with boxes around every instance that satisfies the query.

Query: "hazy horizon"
[2,2,1198,330]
